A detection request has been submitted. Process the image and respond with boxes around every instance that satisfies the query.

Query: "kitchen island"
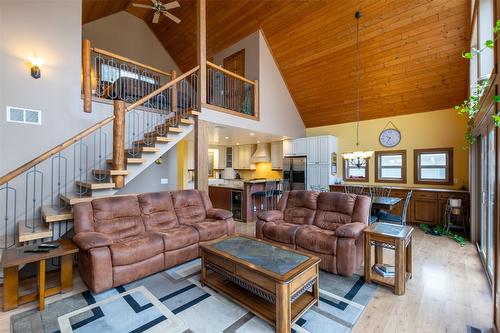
[209,179,282,223]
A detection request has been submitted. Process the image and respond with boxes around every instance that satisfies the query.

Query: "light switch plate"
[160,178,169,185]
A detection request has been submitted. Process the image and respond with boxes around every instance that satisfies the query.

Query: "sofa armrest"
[257,210,283,223]
[73,232,113,250]
[206,208,233,220]
[335,222,367,238]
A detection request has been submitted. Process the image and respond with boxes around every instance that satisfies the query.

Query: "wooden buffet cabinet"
[329,185,470,226]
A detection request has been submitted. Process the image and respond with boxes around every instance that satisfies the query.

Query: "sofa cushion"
[138,192,179,232]
[171,190,207,225]
[91,196,145,241]
[262,222,302,244]
[283,190,319,225]
[110,233,164,266]
[158,225,199,251]
[313,192,357,230]
[191,219,228,241]
[295,225,337,255]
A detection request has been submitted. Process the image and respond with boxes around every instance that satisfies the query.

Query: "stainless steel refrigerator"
[283,156,307,190]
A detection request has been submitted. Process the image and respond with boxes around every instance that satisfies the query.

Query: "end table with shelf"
[1,239,78,311]
[363,222,414,295]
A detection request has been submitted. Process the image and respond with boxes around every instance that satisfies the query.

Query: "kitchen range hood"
[251,143,271,163]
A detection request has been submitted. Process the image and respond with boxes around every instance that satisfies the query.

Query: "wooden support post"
[82,39,92,114]
[195,0,208,192]
[253,79,259,119]
[3,266,19,311]
[113,100,126,188]
[171,70,178,126]
[38,259,46,311]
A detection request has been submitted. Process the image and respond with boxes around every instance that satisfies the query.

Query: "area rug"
[11,259,376,333]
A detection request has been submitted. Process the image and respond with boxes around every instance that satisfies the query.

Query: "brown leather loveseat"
[72,190,235,293]
[256,190,371,276]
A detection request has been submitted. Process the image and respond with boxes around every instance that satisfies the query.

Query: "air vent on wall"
[6,106,41,125]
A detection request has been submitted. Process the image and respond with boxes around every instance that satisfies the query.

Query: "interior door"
[223,49,245,110]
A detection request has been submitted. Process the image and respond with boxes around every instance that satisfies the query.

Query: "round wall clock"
[379,128,401,147]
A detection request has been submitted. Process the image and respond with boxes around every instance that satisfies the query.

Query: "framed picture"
[208,152,214,178]
[331,152,337,175]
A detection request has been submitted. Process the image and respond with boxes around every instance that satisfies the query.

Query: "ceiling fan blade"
[152,11,160,24]
[162,1,180,10]
[163,11,181,24]
[151,0,158,5]
[132,3,152,9]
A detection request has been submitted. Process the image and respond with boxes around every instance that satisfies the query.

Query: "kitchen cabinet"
[307,164,330,190]
[293,138,307,156]
[271,141,283,170]
[283,140,293,156]
[308,136,334,164]
[234,144,255,170]
[225,146,233,168]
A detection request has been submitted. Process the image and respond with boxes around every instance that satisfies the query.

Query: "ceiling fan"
[132,0,181,24]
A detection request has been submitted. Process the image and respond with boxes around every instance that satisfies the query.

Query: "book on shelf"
[373,264,395,277]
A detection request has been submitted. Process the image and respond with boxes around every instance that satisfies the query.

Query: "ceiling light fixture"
[225,136,229,139]
[250,133,255,136]
[342,11,373,169]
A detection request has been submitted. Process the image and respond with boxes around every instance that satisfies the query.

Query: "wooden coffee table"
[2,239,78,311]
[200,235,320,333]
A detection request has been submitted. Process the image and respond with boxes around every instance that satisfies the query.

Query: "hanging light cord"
[355,11,361,149]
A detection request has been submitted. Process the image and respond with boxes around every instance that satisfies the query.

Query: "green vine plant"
[455,19,500,144]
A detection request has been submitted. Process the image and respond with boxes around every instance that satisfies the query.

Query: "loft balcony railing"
[83,40,258,119]
[206,61,259,119]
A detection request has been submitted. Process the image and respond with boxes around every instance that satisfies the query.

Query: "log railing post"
[253,79,259,119]
[171,70,178,126]
[82,39,92,113]
[112,100,126,188]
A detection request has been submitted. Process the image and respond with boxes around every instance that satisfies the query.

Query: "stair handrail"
[126,66,200,112]
[0,66,200,186]
[206,61,254,84]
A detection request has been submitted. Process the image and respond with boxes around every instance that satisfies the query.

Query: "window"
[414,148,453,185]
[375,150,406,183]
[343,159,369,182]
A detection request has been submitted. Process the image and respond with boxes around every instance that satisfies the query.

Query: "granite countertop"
[329,183,469,193]
[209,183,244,190]
[243,178,283,184]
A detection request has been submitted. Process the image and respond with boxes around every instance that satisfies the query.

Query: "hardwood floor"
[0,223,491,332]
[238,222,493,332]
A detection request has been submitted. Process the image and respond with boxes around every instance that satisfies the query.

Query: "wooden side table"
[1,239,78,311]
[363,222,414,295]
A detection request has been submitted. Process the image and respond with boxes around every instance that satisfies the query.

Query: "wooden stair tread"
[125,147,160,153]
[180,118,195,125]
[42,206,73,223]
[106,158,145,165]
[75,181,116,190]
[19,222,53,242]
[93,169,129,176]
[168,127,183,133]
[59,193,93,205]
[154,124,183,133]
[133,137,172,145]
[190,110,201,116]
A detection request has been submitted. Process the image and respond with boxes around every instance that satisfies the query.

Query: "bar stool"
[272,180,284,209]
[252,181,276,212]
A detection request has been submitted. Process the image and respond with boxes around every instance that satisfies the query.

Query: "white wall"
[82,11,180,74]
[213,31,259,80]
[117,147,179,194]
[202,30,305,139]
[0,0,108,175]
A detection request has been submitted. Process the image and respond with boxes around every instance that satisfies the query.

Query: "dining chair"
[378,191,413,225]
[369,186,392,197]
[344,185,365,195]
[368,193,378,224]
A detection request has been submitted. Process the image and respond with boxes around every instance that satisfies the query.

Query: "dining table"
[371,196,402,221]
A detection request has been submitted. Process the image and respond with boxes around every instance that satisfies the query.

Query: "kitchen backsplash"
[237,162,283,180]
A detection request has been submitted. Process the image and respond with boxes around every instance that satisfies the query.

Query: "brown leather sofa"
[256,190,370,276]
[72,190,235,293]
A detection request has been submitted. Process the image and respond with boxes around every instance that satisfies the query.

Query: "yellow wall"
[306,109,468,189]
[237,162,283,180]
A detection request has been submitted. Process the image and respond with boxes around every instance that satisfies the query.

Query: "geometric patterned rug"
[11,259,377,333]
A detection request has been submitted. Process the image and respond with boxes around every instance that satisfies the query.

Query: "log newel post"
[82,39,92,113]
[171,70,178,126]
[112,100,126,188]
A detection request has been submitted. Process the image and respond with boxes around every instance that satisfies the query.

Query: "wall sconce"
[30,58,43,79]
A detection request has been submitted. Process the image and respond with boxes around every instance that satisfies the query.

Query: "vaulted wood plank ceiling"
[83,0,469,128]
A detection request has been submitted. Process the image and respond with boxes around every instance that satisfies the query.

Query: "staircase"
[0,67,201,247]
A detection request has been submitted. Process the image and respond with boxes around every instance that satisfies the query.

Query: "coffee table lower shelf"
[204,271,316,326]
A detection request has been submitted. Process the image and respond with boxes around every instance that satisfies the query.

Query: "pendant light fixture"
[342,11,374,169]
